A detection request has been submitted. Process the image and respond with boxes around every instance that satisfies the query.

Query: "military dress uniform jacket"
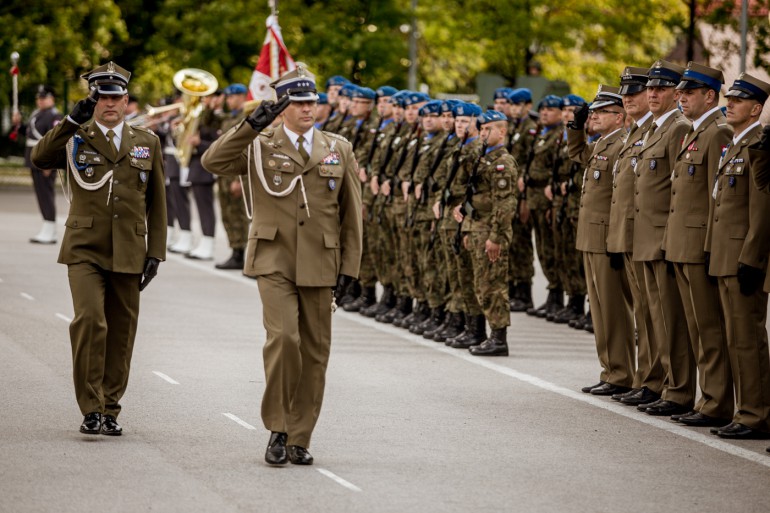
[706,125,770,277]
[664,109,732,263]
[189,107,222,185]
[31,119,167,273]
[607,116,654,253]
[201,120,363,287]
[569,127,625,253]
[633,110,691,261]
[460,145,517,244]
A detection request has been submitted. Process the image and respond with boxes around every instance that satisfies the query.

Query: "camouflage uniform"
[217,110,249,251]
[351,113,381,290]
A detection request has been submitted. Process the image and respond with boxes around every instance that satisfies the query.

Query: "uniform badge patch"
[729,176,736,187]
[282,161,292,168]
[496,164,505,171]
[328,178,336,190]
[78,154,86,163]
[650,160,657,171]
[85,167,94,178]
[273,174,282,186]
[593,170,601,180]
[129,146,150,159]
[322,152,340,165]
[631,157,637,168]
[268,160,276,167]
[513,133,521,142]
[497,178,508,189]
[685,153,691,160]
[139,171,147,183]
[688,165,695,176]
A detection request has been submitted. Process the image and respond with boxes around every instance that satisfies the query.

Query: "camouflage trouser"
[440,227,463,313]
[456,232,483,316]
[470,231,510,329]
[417,220,445,309]
[374,199,396,287]
[402,218,424,301]
[390,208,410,297]
[359,206,378,288]
[553,201,586,296]
[531,207,560,290]
[509,215,535,286]
[217,176,249,250]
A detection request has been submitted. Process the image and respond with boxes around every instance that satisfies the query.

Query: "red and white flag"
[248,14,296,101]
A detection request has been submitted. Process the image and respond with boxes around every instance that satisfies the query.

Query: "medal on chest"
[328,178,336,190]
[273,174,283,186]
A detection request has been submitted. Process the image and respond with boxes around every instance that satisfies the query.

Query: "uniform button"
[636,208,639,212]
[300,203,306,209]
[113,214,118,219]
[113,180,119,185]
[73,221,78,227]
[299,220,305,226]
[670,209,674,212]
[714,217,718,222]
[114,196,120,201]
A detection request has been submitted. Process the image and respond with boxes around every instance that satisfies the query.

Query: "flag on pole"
[247,14,296,101]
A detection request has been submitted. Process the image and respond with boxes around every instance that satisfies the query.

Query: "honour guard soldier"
[321,75,349,131]
[13,85,63,243]
[453,109,518,356]
[202,66,363,464]
[664,62,734,427]
[706,73,770,439]
[568,86,634,395]
[633,60,694,417]
[31,62,167,436]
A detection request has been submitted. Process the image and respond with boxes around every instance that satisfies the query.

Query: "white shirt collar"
[691,106,722,131]
[94,121,125,150]
[283,125,314,151]
[733,120,762,145]
[652,107,677,129]
[634,111,653,128]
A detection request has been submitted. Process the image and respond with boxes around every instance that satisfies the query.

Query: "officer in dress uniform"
[664,62,734,427]
[568,85,635,395]
[31,62,167,436]
[706,73,770,440]
[202,65,363,465]
[12,85,63,243]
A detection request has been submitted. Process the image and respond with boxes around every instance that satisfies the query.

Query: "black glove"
[568,104,590,131]
[608,252,624,271]
[333,274,353,304]
[246,95,291,132]
[737,263,764,296]
[139,257,161,291]
[69,90,98,124]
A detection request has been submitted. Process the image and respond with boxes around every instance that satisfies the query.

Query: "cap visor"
[725,89,753,99]
[288,92,319,102]
[675,80,705,91]
[619,84,645,95]
[95,83,127,95]
[645,79,677,87]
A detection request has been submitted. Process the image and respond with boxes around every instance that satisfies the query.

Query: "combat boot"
[376,295,404,324]
[390,296,413,325]
[363,285,394,318]
[434,312,465,342]
[215,249,245,270]
[338,279,361,308]
[344,286,376,312]
[407,301,431,331]
[526,298,548,317]
[555,294,585,324]
[394,298,419,328]
[570,313,586,329]
[450,314,487,349]
[424,309,451,339]
[510,283,533,312]
[583,310,594,333]
[545,287,564,318]
[413,305,444,335]
[469,327,509,357]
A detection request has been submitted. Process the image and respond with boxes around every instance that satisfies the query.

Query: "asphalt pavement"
[1,187,769,513]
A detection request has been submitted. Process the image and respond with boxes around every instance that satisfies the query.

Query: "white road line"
[316,468,362,492]
[20,292,34,301]
[341,311,770,470]
[55,313,72,323]
[222,413,257,430]
[153,371,180,385]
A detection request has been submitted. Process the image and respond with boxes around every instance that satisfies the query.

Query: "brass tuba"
[172,68,218,179]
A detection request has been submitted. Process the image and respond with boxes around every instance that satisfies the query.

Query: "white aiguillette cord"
[240,135,311,220]
[62,136,114,205]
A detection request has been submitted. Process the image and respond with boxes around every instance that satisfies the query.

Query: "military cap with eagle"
[80,61,131,95]
[270,64,319,102]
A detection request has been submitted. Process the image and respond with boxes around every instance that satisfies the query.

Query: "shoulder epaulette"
[258,129,275,139]
[324,131,351,144]
[131,124,158,137]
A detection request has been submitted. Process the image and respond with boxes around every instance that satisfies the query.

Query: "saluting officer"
[13,85,63,244]
[202,66,363,465]
[706,73,770,440]
[31,62,167,436]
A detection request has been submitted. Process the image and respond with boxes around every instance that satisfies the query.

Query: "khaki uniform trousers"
[673,263,734,419]
[625,255,666,393]
[257,273,333,448]
[643,260,696,407]
[718,277,770,431]
[584,252,634,387]
[67,263,140,418]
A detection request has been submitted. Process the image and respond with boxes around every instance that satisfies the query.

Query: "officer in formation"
[31,62,166,436]
[12,85,63,244]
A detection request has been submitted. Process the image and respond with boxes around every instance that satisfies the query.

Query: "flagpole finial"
[269,0,277,16]
[11,51,19,65]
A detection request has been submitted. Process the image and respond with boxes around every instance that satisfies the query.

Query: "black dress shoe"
[645,400,690,416]
[80,412,102,435]
[677,412,732,428]
[287,445,314,465]
[670,410,697,422]
[101,415,122,436]
[636,398,664,411]
[714,422,770,440]
[612,388,640,401]
[621,387,661,406]
[581,381,605,393]
[265,432,288,465]
[590,383,632,396]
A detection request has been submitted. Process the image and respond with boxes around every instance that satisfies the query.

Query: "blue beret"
[376,85,398,98]
[351,86,376,100]
[562,94,586,107]
[404,92,431,106]
[452,102,482,118]
[537,95,563,110]
[339,83,358,98]
[507,88,532,104]
[389,90,410,107]
[224,83,248,95]
[494,87,513,100]
[441,99,459,113]
[419,100,443,116]
[317,92,328,105]
[479,110,508,124]
[326,75,349,88]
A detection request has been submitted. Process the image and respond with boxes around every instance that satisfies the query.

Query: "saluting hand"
[69,90,99,124]
[246,95,291,132]
[139,258,161,291]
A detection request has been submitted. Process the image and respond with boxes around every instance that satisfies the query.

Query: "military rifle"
[374,120,404,224]
[406,130,449,228]
[557,161,579,227]
[506,116,523,155]
[519,122,542,225]
[386,122,420,206]
[452,138,489,255]
[550,127,565,225]
[351,106,374,152]
[428,131,468,250]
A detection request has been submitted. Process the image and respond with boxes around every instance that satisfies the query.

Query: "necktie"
[643,123,657,146]
[297,135,310,163]
[107,129,118,157]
